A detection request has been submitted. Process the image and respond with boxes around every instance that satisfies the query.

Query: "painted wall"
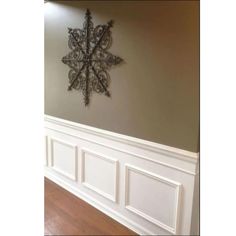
[45,0,199,152]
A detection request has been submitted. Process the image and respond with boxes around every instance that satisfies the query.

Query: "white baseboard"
[44,115,199,235]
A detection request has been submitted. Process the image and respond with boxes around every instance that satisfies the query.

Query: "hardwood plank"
[44,178,137,235]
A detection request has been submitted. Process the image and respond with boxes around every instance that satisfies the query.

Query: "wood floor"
[45,178,137,235]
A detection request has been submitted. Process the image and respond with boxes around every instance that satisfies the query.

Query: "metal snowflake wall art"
[62,9,123,106]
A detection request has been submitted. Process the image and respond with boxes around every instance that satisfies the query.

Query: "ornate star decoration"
[62,9,123,106]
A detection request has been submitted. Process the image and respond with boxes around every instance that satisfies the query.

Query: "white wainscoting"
[125,164,182,234]
[80,148,118,202]
[45,135,48,167]
[50,137,78,181]
[44,115,199,235]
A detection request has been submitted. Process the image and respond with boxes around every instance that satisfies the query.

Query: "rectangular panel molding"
[125,164,182,234]
[81,148,118,202]
[45,135,48,166]
[44,115,199,235]
[50,137,78,181]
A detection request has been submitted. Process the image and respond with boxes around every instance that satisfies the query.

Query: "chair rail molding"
[44,115,199,235]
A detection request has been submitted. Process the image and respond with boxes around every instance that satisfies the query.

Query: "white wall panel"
[44,115,199,235]
[81,149,118,202]
[45,136,48,166]
[50,138,77,181]
[125,164,181,234]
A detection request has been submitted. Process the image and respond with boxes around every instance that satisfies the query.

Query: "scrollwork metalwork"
[62,9,123,106]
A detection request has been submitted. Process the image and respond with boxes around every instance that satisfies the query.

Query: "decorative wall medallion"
[62,9,123,106]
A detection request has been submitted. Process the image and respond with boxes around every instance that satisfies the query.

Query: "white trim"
[81,148,118,203]
[44,115,199,235]
[45,135,48,166]
[45,115,199,162]
[50,137,78,181]
[124,164,182,235]
[45,127,198,176]
[45,169,154,235]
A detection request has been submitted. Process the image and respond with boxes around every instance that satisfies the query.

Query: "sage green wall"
[45,1,199,152]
